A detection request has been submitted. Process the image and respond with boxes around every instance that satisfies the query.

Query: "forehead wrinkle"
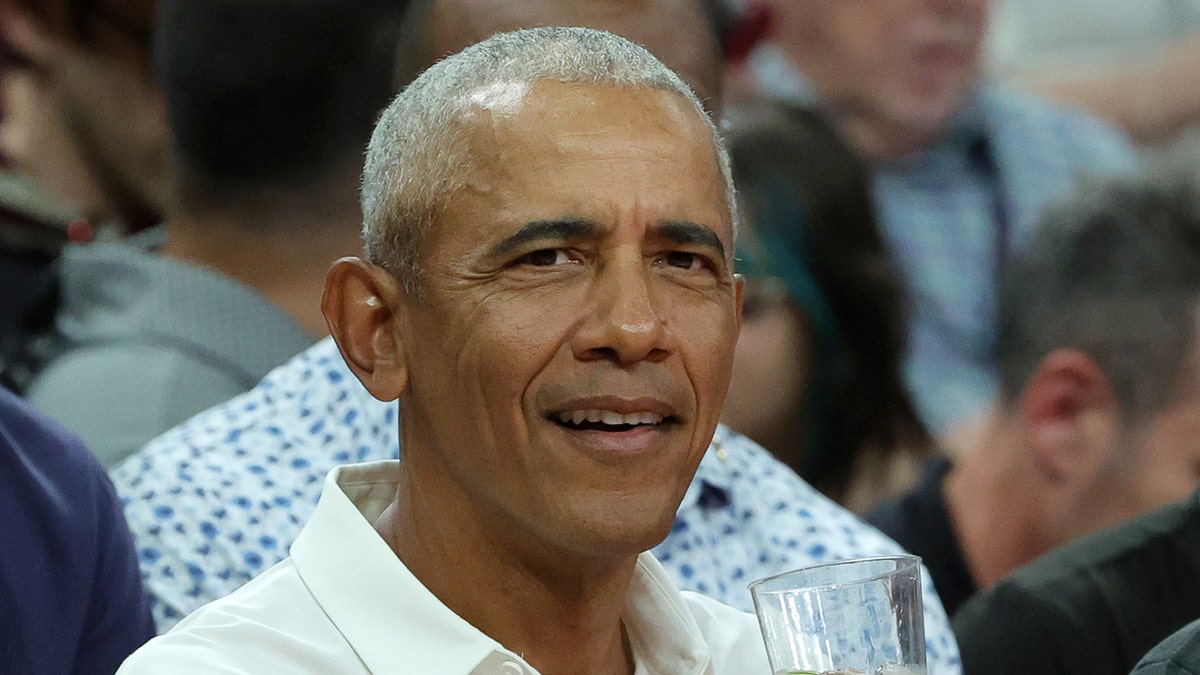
[447,82,728,249]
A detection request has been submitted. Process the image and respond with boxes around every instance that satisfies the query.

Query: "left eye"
[518,249,575,266]
[662,251,707,271]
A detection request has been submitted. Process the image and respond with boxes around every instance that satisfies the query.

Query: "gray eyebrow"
[656,220,726,259]
[488,219,599,257]
[486,218,726,259]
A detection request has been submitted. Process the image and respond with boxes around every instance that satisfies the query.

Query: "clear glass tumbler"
[748,555,926,675]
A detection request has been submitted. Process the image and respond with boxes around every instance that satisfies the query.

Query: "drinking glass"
[749,555,926,675]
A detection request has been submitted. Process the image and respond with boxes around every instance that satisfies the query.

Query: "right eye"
[517,248,577,266]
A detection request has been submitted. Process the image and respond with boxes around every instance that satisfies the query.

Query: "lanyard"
[967,135,1012,292]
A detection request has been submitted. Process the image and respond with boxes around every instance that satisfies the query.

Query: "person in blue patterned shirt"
[112,0,962,672]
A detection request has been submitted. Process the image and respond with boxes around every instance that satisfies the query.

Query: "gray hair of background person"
[153,0,408,217]
[361,25,737,298]
[997,157,1200,430]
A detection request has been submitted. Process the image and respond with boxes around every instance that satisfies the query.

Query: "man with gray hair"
[111,1,961,670]
[869,156,1200,617]
[118,26,767,673]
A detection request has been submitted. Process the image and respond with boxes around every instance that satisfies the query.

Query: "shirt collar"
[623,556,714,674]
[291,461,719,675]
[291,461,503,674]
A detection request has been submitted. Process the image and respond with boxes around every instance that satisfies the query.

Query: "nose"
[571,256,675,366]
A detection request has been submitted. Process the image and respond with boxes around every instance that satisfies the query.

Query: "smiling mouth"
[552,409,673,432]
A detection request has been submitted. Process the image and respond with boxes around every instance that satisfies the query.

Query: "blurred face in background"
[0,0,164,226]
[762,0,988,156]
[421,0,724,115]
[722,276,812,471]
[0,56,109,212]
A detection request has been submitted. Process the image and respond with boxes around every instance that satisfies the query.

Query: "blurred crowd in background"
[5,0,1200,672]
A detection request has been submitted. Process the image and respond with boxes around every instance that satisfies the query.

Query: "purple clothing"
[0,387,154,674]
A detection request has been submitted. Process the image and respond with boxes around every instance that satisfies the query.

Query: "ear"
[321,257,409,402]
[1018,349,1120,484]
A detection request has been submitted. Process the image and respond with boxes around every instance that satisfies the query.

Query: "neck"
[160,211,362,337]
[376,460,637,675]
[943,413,1051,588]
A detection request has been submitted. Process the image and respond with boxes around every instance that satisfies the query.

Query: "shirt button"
[499,660,524,675]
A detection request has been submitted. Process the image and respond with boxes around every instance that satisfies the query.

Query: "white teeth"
[555,410,664,426]
[632,412,664,425]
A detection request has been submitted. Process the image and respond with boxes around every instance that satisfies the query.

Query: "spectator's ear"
[1019,349,1120,485]
[321,257,408,402]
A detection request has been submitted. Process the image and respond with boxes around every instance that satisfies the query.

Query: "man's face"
[769,0,987,148]
[0,0,163,222]
[395,81,740,560]
[425,0,723,113]
[0,64,110,211]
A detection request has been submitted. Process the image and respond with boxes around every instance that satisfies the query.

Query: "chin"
[561,496,680,558]
[890,95,967,144]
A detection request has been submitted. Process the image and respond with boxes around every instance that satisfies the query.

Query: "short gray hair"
[360,25,736,297]
[997,157,1200,430]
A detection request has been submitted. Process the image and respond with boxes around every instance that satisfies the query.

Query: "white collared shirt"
[116,338,961,672]
[117,461,770,674]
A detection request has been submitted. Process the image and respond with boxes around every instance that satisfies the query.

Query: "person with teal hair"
[722,97,932,511]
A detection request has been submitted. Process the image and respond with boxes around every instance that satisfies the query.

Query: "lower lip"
[550,422,674,456]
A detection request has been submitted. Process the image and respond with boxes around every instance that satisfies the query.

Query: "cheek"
[1130,410,1200,507]
[727,308,810,412]
[0,72,108,210]
[746,305,808,370]
[443,291,579,397]
[830,6,892,64]
[0,73,30,161]
[734,318,791,384]
[0,73,57,167]
[661,291,741,423]
[695,299,743,374]
[1133,458,1200,513]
